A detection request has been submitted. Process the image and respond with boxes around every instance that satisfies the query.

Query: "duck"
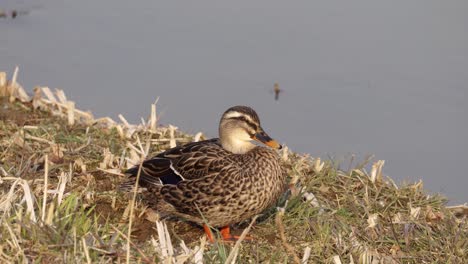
[125,105,287,242]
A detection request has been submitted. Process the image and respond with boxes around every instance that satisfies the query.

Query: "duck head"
[219,106,282,154]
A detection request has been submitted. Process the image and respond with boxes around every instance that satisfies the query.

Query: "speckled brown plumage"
[125,105,287,233]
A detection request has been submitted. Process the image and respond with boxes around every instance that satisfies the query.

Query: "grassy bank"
[0,69,466,263]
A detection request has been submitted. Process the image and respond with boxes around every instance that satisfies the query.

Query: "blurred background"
[1,0,467,204]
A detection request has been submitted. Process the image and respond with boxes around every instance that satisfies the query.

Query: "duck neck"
[220,137,256,154]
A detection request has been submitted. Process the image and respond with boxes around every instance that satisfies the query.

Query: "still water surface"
[1,0,467,203]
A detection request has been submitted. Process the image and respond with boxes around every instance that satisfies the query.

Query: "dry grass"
[0,68,467,263]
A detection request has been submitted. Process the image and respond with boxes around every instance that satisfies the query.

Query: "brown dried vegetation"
[0,69,466,263]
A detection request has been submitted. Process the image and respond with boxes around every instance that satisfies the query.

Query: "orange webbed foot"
[203,225,254,243]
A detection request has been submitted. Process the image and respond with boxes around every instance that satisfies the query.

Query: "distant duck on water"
[124,105,287,242]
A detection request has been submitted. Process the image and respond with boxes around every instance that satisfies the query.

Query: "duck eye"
[233,116,257,131]
[250,123,258,130]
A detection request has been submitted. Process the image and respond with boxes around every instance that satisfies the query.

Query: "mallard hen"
[125,105,287,242]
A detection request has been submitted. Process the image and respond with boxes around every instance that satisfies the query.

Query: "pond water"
[1,0,467,204]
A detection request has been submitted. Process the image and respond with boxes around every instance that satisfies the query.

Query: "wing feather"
[126,138,229,187]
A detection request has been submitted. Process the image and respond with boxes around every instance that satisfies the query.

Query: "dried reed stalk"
[225,215,259,264]
[275,209,300,264]
[41,155,49,223]
[67,101,75,126]
[0,72,6,87]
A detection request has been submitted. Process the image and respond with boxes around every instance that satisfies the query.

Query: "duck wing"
[126,138,229,186]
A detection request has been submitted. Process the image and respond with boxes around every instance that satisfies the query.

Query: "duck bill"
[252,131,282,149]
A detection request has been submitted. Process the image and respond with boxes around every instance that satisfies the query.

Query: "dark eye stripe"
[228,116,258,131]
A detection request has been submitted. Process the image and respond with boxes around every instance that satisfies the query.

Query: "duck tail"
[118,179,146,192]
